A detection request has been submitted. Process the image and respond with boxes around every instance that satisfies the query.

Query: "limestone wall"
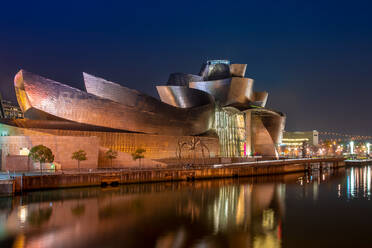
[98,147,166,168]
[29,128,221,159]
[0,136,99,171]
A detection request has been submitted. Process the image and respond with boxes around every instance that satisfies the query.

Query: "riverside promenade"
[1,157,345,195]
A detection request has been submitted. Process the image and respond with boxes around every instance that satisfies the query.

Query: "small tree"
[72,150,87,172]
[105,149,118,168]
[28,145,54,174]
[131,148,146,168]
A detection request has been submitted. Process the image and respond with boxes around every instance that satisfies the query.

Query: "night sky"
[1,0,372,135]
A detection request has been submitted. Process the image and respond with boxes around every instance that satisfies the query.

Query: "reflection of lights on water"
[262,209,274,229]
[235,186,246,226]
[253,232,280,248]
[313,182,319,201]
[18,206,28,225]
[12,233,25,248]
[212,186,240,233]
[346,166,372,200]
[338,184,341,198]
[349,168,355,198]
[368,167,371,197]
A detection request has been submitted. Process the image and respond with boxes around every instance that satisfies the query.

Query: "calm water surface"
[1,166,372,248]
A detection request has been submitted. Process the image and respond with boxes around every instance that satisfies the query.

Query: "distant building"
[279,130,319,157]
[282,130,319,147]
[0,94,23,119]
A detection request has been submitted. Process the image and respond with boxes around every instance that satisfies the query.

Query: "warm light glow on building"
[19,147,30,156]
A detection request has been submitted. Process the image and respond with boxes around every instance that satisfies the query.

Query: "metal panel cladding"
[15,70,214,136]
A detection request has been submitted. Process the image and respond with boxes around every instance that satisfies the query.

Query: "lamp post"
[367,142,370,157]
[350,141,354,155]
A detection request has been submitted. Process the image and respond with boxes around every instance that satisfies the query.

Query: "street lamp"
[367,142,370,156]
[350,141,354,155]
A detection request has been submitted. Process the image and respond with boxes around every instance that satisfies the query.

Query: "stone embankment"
[2,157,345,195]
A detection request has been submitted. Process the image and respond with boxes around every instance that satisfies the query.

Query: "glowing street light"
[350,141,354,155]
[367,142,370,155]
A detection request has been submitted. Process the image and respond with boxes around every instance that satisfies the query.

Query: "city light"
[350,141,354,154]
[367,142,370,155]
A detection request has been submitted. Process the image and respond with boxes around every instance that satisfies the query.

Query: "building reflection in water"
[295,165,372,201]
[346,166,371,199]
[3,167,371,247]
[0,178,293,248]
[295,165,345,202]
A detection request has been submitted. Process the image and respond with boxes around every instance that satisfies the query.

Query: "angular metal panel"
[14,73,33,114]
[230,64,247,77]
[246,108,286,157]
[83,72,158,110]
[15,70,215,136]
[226,77,254,106]
[253,91,268,107]
[251,114,278,157]
[156,86,214,108]
[250,109,286,144]
[190,77,254,108]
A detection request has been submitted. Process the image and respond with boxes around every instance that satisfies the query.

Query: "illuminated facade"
[214,107,246,157]
[0,94,23,119]
[0,60,286,168]
[280,130,319,157]
[282,130,319,147]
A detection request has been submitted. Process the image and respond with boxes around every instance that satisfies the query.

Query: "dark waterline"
[0,166,371,248]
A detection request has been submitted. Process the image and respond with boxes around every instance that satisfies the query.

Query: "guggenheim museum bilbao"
[0,60,285,170]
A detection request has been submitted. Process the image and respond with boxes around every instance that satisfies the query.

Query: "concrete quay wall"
[13,158,345,193]
[0,180,15,196]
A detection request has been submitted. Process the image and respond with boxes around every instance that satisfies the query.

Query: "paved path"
[0,157,345,180]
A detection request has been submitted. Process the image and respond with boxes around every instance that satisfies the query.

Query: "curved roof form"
[199,62,231,81]
[249,108,286,144]
[226,77,254,106]
[11,60,286,159]
[166,73,203,87]
[84,72,214,109]
[189,77,255,107]
[156,85,214,108]
[15,70,214,136]
[229,64,247,77]
[189,78,231,105]
[253,92,268,107]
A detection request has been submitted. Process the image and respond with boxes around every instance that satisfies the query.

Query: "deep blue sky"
[1,0,372,134]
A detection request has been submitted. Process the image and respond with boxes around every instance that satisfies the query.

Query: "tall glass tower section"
[214,107,246,157]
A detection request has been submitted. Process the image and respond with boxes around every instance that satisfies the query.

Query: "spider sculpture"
[176,137,210,160]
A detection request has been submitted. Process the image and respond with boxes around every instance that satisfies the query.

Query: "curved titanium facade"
[230,64,247,77]
[189,78,254,107]
[156,86,214,108]
[251,108,285,144]
[84,72,214,109]
[189,78,231,105]
[12,59,286,159]
[249,108,286,157]
[226,77,254,106]
[15,70,214,136]
[199,62,231,81]
[166,73,203,86]
[253,92,268,107]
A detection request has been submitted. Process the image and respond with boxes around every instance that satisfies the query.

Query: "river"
[0,165,371,248]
